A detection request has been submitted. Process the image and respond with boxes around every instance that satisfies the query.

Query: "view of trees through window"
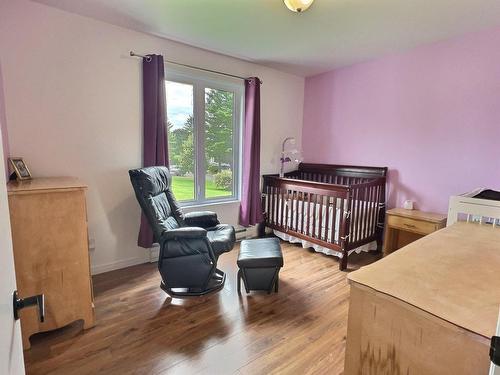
[166,80,236,202]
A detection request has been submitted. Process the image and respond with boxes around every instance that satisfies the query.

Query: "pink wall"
[303,27,500,214]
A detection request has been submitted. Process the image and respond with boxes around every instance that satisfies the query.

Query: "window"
[165,67,243,205]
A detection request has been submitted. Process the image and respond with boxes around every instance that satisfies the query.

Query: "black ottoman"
[237,237,283,294]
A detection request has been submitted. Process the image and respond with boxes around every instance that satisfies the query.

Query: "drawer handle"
[404,223,417,229]
[13,290,45,322]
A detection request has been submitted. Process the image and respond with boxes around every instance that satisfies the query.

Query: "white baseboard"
[235,225,258,240]
[91,255,148,275]
[149,244,160,263]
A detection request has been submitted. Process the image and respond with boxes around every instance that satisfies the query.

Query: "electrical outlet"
[88,238,96,251]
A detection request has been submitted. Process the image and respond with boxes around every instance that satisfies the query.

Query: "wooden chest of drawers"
[7,177,95,349]
[383,208,447,256]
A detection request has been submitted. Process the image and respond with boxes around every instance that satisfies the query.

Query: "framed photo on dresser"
[9,157,32,180]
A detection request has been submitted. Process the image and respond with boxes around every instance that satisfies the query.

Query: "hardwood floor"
[24,241,380,375]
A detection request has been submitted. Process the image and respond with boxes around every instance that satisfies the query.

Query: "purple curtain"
[239,77,264,227]
[138,54,169,248]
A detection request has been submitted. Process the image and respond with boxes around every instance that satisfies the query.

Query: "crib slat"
[277,186,281,226]
[283,188,287,228]
[371,185,378,235]
[359,186,366,240]
[318,194,324,240]
[311,194,317,238]
[330,197,338,244]
[374,185,381,232]
[285,188,290,230]
[363,186,369,239]
[356,187,362,242]
[292,190,296,231]
[367,185,375,237]
[351,188,358,242]
[373,185,379,237]
[357,187,363,242]
[294,190,299,231]
[358,187,364,241]
[269,186,273,224]
[348,191,353,241]
[370,186,376,238]
[353,187,359,242]
[300,193,306,234]
[306,193,312,236]
[339,196,345,246]
[360,187,367,240]
[270,185,274,225]
[274,187,279,225]
[324,196,330,242]
[266,185,271,222]
[279,187,285,228]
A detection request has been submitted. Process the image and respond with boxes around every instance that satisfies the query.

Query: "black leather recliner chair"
[129,166,236,297]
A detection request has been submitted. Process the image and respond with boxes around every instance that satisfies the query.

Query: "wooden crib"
[262,163,387,270]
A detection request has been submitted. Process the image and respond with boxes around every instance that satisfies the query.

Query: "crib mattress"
[271,197,378,258]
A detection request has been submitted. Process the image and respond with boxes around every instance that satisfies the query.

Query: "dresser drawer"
[387,215,437,235]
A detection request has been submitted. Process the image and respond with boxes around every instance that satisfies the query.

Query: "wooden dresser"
[346,223,500,374]
[7,177,95,349]
[383,208,447,256]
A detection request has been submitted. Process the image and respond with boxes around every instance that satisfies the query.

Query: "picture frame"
[9,157,32,180]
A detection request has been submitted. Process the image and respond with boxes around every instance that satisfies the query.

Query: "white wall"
[0,0,304,274]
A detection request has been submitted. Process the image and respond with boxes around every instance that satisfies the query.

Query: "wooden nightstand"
[383,208,447,256]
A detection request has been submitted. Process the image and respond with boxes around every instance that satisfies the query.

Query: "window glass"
[166,81,195,201]
[165,71,242,205]
[204,87,234,199]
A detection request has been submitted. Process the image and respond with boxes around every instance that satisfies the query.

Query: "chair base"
[160,269,226,297]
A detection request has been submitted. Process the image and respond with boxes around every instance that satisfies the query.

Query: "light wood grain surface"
[351,222,500,338]
[345,283,490,375]
[8,178,95,349]
[385,208,447,224]
[23,241,381,375]
[8,177,87,193]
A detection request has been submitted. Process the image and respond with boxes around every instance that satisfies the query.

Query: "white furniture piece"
[447,189,500,226]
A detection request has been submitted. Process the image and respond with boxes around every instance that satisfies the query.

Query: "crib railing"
[347,178,386,249]
[262,174,386,264]
[285,170,372,186]
[262,175,350,249]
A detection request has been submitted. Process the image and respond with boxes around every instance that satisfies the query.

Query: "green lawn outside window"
[171,176,232,201]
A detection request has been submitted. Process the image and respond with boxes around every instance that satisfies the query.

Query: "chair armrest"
[184,211,220,228]
[161,227,207,241]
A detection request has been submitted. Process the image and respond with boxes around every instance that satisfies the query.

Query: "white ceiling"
[32,0,500,76]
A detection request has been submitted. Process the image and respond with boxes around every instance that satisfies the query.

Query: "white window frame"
[165,65,244,207]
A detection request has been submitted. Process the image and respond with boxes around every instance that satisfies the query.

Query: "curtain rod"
[129,51,263,84]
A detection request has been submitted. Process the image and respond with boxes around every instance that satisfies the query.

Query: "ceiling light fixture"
[284,0,315,13]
